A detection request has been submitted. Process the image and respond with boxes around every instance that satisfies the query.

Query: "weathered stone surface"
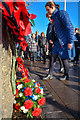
[1,18,14,119]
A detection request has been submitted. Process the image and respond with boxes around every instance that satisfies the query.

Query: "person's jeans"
[37,46,40,57]
[32,52,37,61]
[40,47,46,62]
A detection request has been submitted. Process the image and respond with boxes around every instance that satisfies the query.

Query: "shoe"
[43,61,46,64]
[37,56,40,58]
[75,61,79,64]
[46,69,49,71]
[57,68,64,74]
[71,60,74,62]
[43,74,53,80]
[59,75,69,81]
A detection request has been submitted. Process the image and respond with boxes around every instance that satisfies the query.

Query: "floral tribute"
[1,0,46,118]
[14,57,45,118]
[0,0,36,51]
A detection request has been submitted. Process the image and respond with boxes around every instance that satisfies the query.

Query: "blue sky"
[26,2,78,36]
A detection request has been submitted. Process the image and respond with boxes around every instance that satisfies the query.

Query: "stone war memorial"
[0,1,45,119]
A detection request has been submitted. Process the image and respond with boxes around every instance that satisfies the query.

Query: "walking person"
[46,12,64,73]
[43,1,75,80]
[24,35,30,59]
[39,32,47,64]
[28,33,37,62]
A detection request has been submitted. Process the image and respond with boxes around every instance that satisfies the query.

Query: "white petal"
[20,106,25,110]
[41,89,43,94]
[19,93,23,97]
[17,84,23,90]
[35,85,38,87]
[32,79,35,82]
[14,100,16,104]
[23,109,28,113]
[34,95,38,100]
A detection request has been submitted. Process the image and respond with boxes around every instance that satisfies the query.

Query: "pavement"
[24,58,80,120]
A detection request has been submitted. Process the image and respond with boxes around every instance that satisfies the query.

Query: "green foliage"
[30,19,35,27]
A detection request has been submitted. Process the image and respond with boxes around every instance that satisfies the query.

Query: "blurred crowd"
[17,28,80,65]
[17,31,48,64]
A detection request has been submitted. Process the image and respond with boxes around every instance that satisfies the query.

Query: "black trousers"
[49,54,69,76]
[74,41,80,62]
[40,47,46,63]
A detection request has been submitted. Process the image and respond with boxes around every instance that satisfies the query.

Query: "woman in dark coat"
[43,1,75,80]
[39,32,47,64]
[46,12,64,73]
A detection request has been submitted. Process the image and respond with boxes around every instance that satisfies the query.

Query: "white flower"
[41,89,43,94]
[32,79,35,82]
[17,84,23,90]
[29,85,31,87]
[20,106,25,111]
[19,93,23,97]
[14,100,16,104]
[34,95,38,100]
[35,84,38,87]
[23,109,28,113]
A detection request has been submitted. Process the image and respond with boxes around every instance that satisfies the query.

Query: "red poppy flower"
[2,0,37,53]
[13,5,21,27]
[23,68,28,74]
[35,88,41,94]
[14,89,19,97]
[20,40,28,51]
[5,1,14,15]
[14,103,20,111]
[37,83,40,87]
[23,78,31,83]
[24,100,33,110]
[19,27,25,36]
[32,108,42,117]
[21,72,28,78]
[24,87,33,96]
[16,0,25,7]
[17,36,25,42]
[24,22,31,36]
[18,64,25,72]
[19,20,25,36]
[16,56,24,63]
[38,97,45,106]
[29,14,37,19]
[15,2,31,36]
[19,20,25,30]
[21,68,28,77]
